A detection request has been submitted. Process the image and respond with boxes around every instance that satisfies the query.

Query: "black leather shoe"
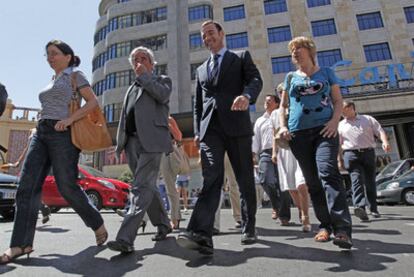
[176,231,214,255]
[241,232,257,245]
[370,211,381,218]
[107,240,134,253]
[42,215,50,224]
[151,225,172,241]
[354,207,369,221]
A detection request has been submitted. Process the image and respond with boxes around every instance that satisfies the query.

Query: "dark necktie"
[209,54,220,85]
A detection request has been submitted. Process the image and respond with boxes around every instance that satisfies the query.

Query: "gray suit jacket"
[116,72,173,156]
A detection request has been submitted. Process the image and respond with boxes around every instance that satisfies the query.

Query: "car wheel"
[0,208,15,220]
[86,190,103,210]
[402,189,414,205]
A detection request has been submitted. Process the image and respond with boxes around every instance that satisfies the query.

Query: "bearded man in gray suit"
[107,46,173,253]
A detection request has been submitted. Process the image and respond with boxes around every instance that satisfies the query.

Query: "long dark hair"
[45,40,81,67]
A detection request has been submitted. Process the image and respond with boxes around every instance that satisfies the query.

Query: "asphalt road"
[1,206,413,277]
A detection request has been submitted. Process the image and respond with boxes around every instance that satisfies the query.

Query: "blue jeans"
[343,149,378,213]
[290,126,352,237]
[11,119,103,248]
[258,150,291,220]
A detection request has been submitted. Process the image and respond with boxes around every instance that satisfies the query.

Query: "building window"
[108,17,118,32]
[404,6,414,23]
[311,19,336,37]
[115,70,134,88]
[106,73,116,90]
[94,7,167,45]
[156,7,168,21]
[118,14,133,29]
[317,49,342,67]
[132,34,168,51]
[116,41,132,58]
[104,103,123,123]
[264,0,287,15]
[188,5,213,22]
[268,25,292,43]
[155,64,168,76]
[271,56,295,74]
[364,42,392,62]
[94,26,108,45]
[224,5,245,21]
[189,33,203,49]
[226,32,249,49]
[104,104,114,122]
[307,0,331,8]
[356,12,384,30]
[191,63,203,80]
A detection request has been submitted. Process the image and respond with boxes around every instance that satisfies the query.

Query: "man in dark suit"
[177,20,263,255]
[107,46,173,253]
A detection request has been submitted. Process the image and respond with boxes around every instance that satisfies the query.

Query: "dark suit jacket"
[116,73,173,155]
[193,50,263,140]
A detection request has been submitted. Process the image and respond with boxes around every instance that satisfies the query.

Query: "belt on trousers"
[344,148,374,153]
[260,149,273,155]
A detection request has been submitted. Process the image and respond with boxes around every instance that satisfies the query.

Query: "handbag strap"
[70,72,81,103]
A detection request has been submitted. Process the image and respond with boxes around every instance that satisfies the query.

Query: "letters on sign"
[331,51,414,88]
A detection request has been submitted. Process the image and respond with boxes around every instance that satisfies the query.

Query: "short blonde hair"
[288,36,317,65]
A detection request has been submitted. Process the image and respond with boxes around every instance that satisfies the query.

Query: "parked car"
[376,158,414,187]
[0,172,18,220]
[42,165,130,212]
[377,169,414,205]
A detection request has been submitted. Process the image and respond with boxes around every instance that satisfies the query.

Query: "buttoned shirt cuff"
[242,93,251,103]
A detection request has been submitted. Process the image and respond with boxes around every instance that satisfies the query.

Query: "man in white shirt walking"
[252,94,291,224]
[338,100,390,221]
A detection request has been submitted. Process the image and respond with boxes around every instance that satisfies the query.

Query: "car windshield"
[80,165,107,178]
[377,161,402,178]
[399,169,414,179]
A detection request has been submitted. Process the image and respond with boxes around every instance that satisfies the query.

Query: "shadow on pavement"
[134,229,414,274]
[36,225,70,234]
[6,246,141,276]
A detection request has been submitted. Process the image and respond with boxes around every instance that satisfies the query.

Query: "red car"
[42,165,130,212]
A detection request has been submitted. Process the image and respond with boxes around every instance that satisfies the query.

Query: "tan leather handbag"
[69,72,112,152]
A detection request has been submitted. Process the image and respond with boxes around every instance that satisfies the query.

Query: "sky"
[0,0,101,111]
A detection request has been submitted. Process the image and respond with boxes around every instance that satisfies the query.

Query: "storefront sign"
[332,52,414,87]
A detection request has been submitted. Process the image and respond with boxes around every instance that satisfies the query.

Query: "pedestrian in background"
[213,153,243,234]
[176,173,190,213]
[159,116,184,229]
[272,83,311,232]
[253,94,291,225]
[338,100,390,220]
[107,46,172,254]
[1,40,107,264]
[278,36,352,249]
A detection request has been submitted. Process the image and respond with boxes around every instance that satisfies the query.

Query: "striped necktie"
[209,54,220,85]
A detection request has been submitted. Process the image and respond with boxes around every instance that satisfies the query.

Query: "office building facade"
[93,0,414,176]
